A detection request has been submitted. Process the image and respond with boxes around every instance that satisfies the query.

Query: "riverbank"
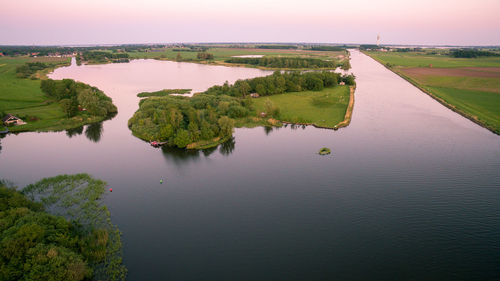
[363,50,500,135]
[0,56,118,133]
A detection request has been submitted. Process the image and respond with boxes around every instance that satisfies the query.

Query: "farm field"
[365,51,500,134]
[252,86,351,128]
[127,47,348,69]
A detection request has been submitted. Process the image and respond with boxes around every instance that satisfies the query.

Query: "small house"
[260,112,267,118]
[2,114,26,126]
[339,82,345,85]
[250,93,260,98]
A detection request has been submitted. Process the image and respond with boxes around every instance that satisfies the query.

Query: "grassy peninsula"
[128,71,355,149]
[364,49,500,134]
[0,56,117,133]
[0,174,127,281]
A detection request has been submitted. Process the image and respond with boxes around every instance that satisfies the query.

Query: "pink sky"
[1,0,499,45]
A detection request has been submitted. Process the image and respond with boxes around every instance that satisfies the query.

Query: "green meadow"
[0,56,110,132]
[127,47,347,69]
[364,51,500,134]
[252,86,350,128]
[366,51,500,68]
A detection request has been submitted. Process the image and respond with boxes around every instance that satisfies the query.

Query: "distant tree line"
[359,44,380,50]
[308,46,345,51]
[449,49,500,58]
[225,57,337,68]
[256,45,298,49]
[41,79,117,118]
[81,51,129,63]
[128,71,355,148]
[172,45,209,52]
[0,45,163,57]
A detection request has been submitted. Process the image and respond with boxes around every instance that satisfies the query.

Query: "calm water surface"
[1,51,499,281]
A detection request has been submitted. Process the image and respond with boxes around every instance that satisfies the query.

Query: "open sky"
[1,0,499,46]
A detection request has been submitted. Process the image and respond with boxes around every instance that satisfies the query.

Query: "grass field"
[251,86,350,128]
[365,51,500,134]
[0,56,109,132]
[127,47,347,69]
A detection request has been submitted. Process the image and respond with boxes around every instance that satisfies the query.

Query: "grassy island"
[364,49,500,134]
[0,56,117,133]
[128,71,355,149]
[137,89,191,97]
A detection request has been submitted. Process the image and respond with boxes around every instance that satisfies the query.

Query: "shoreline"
[362,51,499,135]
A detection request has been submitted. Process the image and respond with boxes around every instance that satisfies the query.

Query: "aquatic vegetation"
[318,147,331,155]
[22,174,127,281]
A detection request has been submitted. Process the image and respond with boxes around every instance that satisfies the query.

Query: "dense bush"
[15,62,50,78]
[81,51,129,63]
[449,49,500,58]
[197,52,214,60]
[41,79,117,117]
[204,71,342,97]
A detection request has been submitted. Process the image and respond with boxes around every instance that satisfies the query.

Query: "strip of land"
[0,56,117,133]
[364,50,500,134]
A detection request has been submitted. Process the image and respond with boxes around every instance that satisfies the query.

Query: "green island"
[128,71,355,149]
[0,55,117,133]
[318,147,331,155]
[363,48,500,134]
[0,174,127,281]
[137,89,192,97]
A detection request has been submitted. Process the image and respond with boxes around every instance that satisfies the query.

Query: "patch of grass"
[366,51,500,68]
[427,86,500,131]
[252,86,350,128]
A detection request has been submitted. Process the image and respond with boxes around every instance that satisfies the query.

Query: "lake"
[1,51,499,281]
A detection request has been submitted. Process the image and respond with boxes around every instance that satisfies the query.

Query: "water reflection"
[66,126,84,138]
[201,146,218,157]
[161,145,201,164]
[219,137,235,156]
[85,122,104,143]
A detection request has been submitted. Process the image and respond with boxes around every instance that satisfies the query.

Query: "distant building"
[2,114,26,126]
[339,82,345,85]
[260,112,267,118]
[250,93,260,98]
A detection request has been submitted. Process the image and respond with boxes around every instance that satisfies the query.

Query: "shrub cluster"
[225,57,337,69]
[41,79,117,117]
